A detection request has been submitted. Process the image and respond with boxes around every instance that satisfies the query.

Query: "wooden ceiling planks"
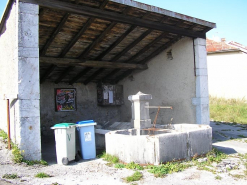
[27,0,215,84]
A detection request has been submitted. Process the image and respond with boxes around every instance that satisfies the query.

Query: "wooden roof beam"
[101,32,169,81]
[40,64,57,84]
[59,0,109,57]
[83,28,152,84]
[69,67,93,85]
[112,37,182,84]
[55,66,75,84]
[96,25,136,60]
[40,13,70,56]
[20,0,207,38]
[40,57,148,69]
[79,21,117,59]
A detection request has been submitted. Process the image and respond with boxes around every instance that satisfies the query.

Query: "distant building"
[207,38,247,99]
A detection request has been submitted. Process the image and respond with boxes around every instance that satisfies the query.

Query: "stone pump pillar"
[128,92,152,129]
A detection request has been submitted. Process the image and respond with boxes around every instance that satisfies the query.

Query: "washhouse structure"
[0,0,215,160]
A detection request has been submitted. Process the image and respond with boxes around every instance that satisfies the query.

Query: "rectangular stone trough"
[105,124,212,165]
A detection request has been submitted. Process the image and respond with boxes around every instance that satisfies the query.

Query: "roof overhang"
[1,0,216,84]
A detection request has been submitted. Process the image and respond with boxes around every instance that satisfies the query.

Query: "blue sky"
[1,0,247,46]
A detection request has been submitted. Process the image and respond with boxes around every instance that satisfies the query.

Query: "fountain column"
[128,92,152,129]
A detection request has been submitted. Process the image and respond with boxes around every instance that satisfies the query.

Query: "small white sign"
[84,132,91,142]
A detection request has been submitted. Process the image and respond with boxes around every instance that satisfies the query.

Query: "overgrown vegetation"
[147,162,192,177]
[210,96,247,124]
[2,173,19,179]
[35,172,51,178]
[124,171,143,183]
[0,129,48,166]
[100,152,119,165]
[101,148,231,179]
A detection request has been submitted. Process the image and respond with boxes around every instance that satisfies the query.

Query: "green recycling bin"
[51,123,78,165]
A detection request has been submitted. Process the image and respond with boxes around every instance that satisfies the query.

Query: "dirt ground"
[0,122,247,185]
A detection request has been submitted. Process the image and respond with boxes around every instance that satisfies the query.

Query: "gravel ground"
[0,135,247,184]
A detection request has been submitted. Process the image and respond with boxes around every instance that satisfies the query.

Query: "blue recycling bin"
[76,120,97,159]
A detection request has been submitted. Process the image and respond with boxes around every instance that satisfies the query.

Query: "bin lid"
[51,123,76,129]
[76,120,95,124]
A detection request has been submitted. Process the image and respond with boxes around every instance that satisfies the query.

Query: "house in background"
[0,0,215,160]
[207,38,247,99]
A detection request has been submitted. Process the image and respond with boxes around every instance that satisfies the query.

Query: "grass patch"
[215,175,222,180]
[114,163,125,169]
[0,129,8,140]
[100,152,119,164]
[210,96,247,124]
[147,162,191,177]
[2,173,19,179]
[125,162,144,170]
[0,129,48,165]
[35,172,51,178]
[238,135,247,138]
[124,171,142,182]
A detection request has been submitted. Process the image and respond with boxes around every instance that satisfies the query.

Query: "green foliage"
[23,159,48,166]
[0,129,8,140]
[2,173,19,179]
[35,172,51,178]
[125,171,142,182]
[0,129,48,165]
[210,96,247,124]
[215,175,222,180]
[238,135,247,138]
[114,163,126,169]
[101,152,119,164]
[125,162,144,170]
[147,162,191,177]
[206,148,227,163]
[12,145,24,163]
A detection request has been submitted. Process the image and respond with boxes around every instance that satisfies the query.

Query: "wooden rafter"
[96,25,136,60]
[40,13,70,56]
[83,28,152,84]
[40,64,57,84]
[55,66,75,84]
[20,0,207,38]
[59,0,109,57]
[83,68,105,85]
[40,57,148,69]
[112,37,182,84]
[59,17,95,57]
[101,32,169,81]
[79,21,117,59]
[69,67,93,84]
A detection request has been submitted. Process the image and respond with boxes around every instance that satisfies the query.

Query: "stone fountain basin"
[105,124,212,165]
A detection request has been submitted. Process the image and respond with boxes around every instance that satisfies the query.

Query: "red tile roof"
[206,38,237,52]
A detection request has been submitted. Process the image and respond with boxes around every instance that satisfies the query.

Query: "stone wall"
[40,82,122,136]
[0,2,41,160]
[119,37,197,125]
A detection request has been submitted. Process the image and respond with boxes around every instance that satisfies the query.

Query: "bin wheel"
[62,157,69,165]
[75,153,80,162]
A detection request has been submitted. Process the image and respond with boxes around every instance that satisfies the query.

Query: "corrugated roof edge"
[110,0,216,28]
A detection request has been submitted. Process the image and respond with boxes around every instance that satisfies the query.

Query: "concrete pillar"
[15,1,41,160]
[192,38,210,125]
[128,92,152,129]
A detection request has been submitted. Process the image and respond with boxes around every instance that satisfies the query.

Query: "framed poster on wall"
[55,88,76,111]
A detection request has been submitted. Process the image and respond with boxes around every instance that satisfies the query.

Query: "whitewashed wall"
[119,37,197,125]
[207,51,247,99]
[0,2,18,138]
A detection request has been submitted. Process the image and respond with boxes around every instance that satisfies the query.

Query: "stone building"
[0,0,215,160]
